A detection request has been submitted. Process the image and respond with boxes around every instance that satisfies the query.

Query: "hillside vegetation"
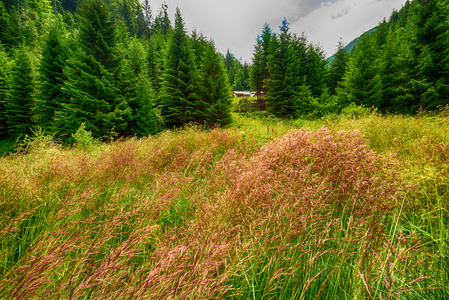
[0,111,448,299]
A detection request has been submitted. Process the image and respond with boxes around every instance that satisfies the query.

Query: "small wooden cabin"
[232,91,255,98]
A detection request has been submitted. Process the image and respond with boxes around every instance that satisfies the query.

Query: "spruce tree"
[0,6,22,50]
[250,23,273,108]
[119,0,137,36]
[56,0,131,138]
[224,49,240,88]
[242,62,251,87]
[327,40,349,95]
[379,27,410,112]
[124,37,159,136]
[142,0,152,30]
[297,77,315,116]
[161,7,202,126]
[153,3,171,37]
[133,0,151,39]
[133,81,159,136]
[389,0,411,29]
[1,0,49,50]
[198,41,233,126]
[404,0,449,111]
[0,44,11,137]
[147,30,167,96]
[337,34,383,108]
[35,23,68,132]
[191,30,209,65]
[304,43,327,97]
[264,18,300,118]
[5,47,35,137]
[290,33,308,80]
[233,69,248,91]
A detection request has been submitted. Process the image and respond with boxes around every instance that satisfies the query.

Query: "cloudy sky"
[147,0,408,63]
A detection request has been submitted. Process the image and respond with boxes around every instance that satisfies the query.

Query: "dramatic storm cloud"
[147,0,408,62]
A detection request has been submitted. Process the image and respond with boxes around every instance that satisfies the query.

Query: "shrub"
[307,89,340,119]
[15,127,58,153]
[71,122,99,149]
[341,102,377,118]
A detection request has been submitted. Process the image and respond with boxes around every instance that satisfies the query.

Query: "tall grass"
[0,113,448,299]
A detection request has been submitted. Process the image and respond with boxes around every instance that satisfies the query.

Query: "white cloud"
[290,0,408,56]
[145,0,408,62]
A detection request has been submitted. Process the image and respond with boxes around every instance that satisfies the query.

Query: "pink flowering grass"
[0,117,448,299]
[197,128,411,298]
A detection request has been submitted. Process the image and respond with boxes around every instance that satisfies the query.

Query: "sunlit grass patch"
[327,112,449,154]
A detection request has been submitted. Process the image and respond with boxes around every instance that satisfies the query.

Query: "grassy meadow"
[0,111,448,299]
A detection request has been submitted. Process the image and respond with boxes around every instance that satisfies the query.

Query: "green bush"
[15,127,57,153]
[71,122,99,150]
[307,90,340,119]
[341,102,377,118]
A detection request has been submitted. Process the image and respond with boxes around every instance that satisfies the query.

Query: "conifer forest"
[0,0,448,299]
[0,0,233,140]
[0,0,448,139]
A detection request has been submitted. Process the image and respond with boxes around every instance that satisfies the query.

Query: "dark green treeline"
[250,0,449,117]
[0,0,232,140]
[1,0,448,141]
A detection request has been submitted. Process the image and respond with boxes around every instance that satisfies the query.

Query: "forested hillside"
[250,0,449,117]
[0,0,232,141]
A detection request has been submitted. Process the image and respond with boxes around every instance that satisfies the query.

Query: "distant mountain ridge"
[342,27,378,53]
[327,0,414,60]
[327,26,378,61]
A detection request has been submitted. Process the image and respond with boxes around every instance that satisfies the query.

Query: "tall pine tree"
[161,7,202,126]
[264,19,300,118]
[224,49,240,88]
[5,46,35,137]
[250,23,273,107]
[327,40,349,95]
[35,22,68,132]
[147,30,168,96]
[153,2,171,37]
[378,26,410,112]
[56,0,131,138]
[233,69,248,91]
[124,37,159,136]
[403,0,449,111]
[0,44,11,137]
[304,43,327,97]
[337,34,383,108]
[198,41,233,126]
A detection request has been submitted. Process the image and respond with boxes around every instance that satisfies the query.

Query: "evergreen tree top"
[154,2,171,36]
[280,18,289,33]
[76,0,119,71]
[257,23,274,42]
[174,7,185,34]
